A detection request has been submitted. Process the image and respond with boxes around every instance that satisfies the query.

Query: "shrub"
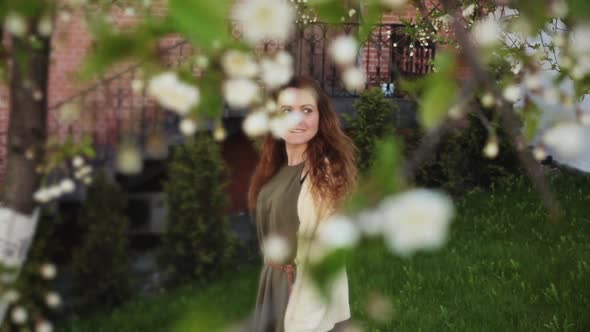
[413,110,521,194]
[345,88,398,175]
[159,134,235,285]
[70,172,133,310]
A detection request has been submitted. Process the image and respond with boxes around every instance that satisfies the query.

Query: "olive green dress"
[252,162,306,332]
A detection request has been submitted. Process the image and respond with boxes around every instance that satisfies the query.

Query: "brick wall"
[0,1,176,184]
[0,1,435,185]
[362,4,439,86]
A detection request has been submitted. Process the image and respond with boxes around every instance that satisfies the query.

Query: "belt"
[267,262,296,294]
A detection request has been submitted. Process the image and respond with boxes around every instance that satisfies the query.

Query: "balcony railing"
[288,22,435,97]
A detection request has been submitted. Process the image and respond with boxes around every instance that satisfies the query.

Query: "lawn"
[58,171,590,332]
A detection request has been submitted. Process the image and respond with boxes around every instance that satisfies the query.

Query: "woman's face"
[277,87,320,146]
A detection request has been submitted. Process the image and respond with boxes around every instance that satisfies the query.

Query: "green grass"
[58,172,590,332]
[58,264,259,332]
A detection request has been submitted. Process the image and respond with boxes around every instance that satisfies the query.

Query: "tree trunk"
[2,29,51,215]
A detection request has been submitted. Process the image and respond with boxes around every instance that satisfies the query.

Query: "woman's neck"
[285,143,307,166]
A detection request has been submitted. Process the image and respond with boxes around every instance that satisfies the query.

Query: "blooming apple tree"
[1,0,590,329]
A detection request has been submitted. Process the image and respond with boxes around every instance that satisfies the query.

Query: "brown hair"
[247,76,358,215]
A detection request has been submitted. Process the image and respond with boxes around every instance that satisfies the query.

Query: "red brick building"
[0,2,434,215]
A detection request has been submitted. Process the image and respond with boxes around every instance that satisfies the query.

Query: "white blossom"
[59,178,75,194]
[483,138,499,159]
[380,189,454,257]
[45,292,61,308]
[195,55,210,69]
[481,92,496,108]
[462,4,475,18]
[223,78,260,109]
[72,156,85,168]
[11,306,27,325]
[37,16,53,37]
[40,263,57,280]
[380,0,407,9]
[115,141,143,175]
[265,99,277,112]
[342,67,366,93]
[317,214,360,249]
[502,84,522,103]
[329,35,358,66]
[147,72,200,115]
[269,112,304,138]
[31,89,41,102]
[263,234,290,264]
[436,14,454,27]
[571,60,590,80]
[221,50,258,78]
[550,0,568,18]
[533,146,547,161]
[542,122,585,159]
[472,15,501,47]
[59,10,71,23]
[34,189,52,203]
[243,111,270,137]
[524,72,543,90]
[46,186,63,200]
[124,7,135,16]
[75,165,93,179]
[511,62,523,75]
[570,24,590,57]
[213,125,227,141]
[448,105,464,119]
[260,51,294,90]
[233,0,295,45]
[5,12,27,37]
[277,88,297,106]
[131,79,144,93]
[36,321,54,332]
[179,118,197,136]
[357,209,384,237]
[59,102,81,123]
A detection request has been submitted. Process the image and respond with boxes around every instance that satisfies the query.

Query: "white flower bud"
[179,118,198,136]
[40,263,57,280]
[483,138,499,159]
[242,112,269,137]
[45,292,62,308]
[11,306,28,325]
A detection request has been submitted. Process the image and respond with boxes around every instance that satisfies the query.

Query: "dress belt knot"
[267,262,296,294]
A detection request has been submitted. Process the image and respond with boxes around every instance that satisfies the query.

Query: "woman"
[248,76,358,332]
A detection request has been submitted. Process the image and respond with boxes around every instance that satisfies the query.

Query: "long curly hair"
[247,76,358,215]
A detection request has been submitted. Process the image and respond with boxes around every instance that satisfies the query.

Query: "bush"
[412,110,521,194]
[345,88,398,174]
[159,134,235,285]
[70,172,133,311]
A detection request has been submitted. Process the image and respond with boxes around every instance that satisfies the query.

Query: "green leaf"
[358,0,382,43]
[566,0,590,21]
[308,0,348,24]
[347,137,403,213]
[169,0,232,50]
[419,52,458,129]
[196,71,224,119]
